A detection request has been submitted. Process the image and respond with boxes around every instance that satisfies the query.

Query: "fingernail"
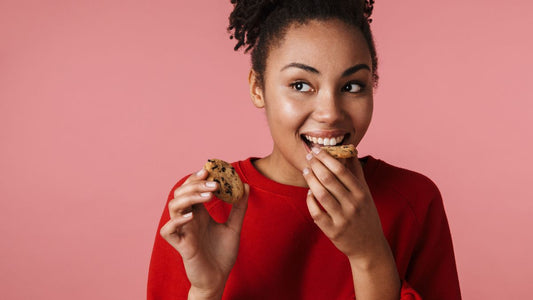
[196,169,205,176]
[200,192,211,197]
[205,181,216,188]
[303,167,310,175]
[307,189,312,195]
[306,153,313,161]
[312,147,321,154]
[183,212,192,218]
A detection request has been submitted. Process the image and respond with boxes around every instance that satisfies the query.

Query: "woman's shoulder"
[367,156,439,193]
[365,156,444,220]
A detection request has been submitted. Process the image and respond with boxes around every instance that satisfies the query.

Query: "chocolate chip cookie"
[203,159,244,204]
[321,144,358,159]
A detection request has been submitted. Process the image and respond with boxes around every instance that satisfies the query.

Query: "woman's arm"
[348,241,401,300]
[303,148,461,299]
[148,171,249,300]
[303,148,401,299]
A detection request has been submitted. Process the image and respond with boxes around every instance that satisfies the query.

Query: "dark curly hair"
[227,0,378,88]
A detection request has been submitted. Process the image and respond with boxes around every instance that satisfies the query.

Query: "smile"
[301,134,347,147]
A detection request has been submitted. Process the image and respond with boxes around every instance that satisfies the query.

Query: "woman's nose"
[312,90,343,124]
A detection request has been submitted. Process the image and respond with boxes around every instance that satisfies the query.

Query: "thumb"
[226,183,249,233]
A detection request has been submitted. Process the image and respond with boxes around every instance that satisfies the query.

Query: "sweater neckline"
[238,156,379,197]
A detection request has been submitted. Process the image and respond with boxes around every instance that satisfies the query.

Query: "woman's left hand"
[302,147,391,266]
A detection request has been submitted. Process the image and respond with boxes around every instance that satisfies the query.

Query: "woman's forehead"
[266,19,372,73]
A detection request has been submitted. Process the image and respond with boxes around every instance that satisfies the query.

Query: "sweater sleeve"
[402,190,462,299]
[147,177,191,300]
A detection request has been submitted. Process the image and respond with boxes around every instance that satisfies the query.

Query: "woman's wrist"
[348,249,398,278]
[347,236,394,270]
[348,241,401,300]
[188,286,224,300]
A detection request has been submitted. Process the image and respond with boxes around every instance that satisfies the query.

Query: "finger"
[226,183,249,233]
[159,212,194,242]
[311,147,366,197]
[168,190,214,218]
[306,189,333,230]
[307,149,353,197]
[182,168,208,185]
[173,179,218,199]
[302,166,344,221]
[182,168,209,186]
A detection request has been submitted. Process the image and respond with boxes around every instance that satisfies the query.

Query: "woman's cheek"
[281,98,304,119]
[269,94,308,122]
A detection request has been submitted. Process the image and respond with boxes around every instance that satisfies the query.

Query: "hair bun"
[228,0,376,52]
[228,0,281,52]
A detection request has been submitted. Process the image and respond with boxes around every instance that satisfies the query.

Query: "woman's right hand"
[159,168,249,300]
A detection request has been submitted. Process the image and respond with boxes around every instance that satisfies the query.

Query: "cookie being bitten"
[321,144,358,159]
[203,159,244,204]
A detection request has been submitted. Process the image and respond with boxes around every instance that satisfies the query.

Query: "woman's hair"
[227,0,378,88]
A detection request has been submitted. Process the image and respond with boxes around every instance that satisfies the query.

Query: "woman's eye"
[342,82,364,93]
[291,82,313,92]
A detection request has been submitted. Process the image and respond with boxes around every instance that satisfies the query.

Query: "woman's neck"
[253,152,367,188]
[252,154,308,188]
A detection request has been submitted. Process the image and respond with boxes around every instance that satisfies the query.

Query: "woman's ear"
[248,69,265,108]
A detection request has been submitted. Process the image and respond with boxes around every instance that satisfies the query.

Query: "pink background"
[1,0,532,299]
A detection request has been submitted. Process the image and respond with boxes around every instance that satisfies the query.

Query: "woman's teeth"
[304,135,344,146]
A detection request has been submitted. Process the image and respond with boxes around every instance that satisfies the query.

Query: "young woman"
[148,1,461,299]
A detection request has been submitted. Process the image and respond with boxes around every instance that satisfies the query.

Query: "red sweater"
[148,157,461,299]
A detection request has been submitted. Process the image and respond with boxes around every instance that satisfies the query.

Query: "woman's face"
[250,19,374,185]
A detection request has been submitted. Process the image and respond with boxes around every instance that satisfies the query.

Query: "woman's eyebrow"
[280,62,370,77]
[341,64,370,77]
[280,62,319,74]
